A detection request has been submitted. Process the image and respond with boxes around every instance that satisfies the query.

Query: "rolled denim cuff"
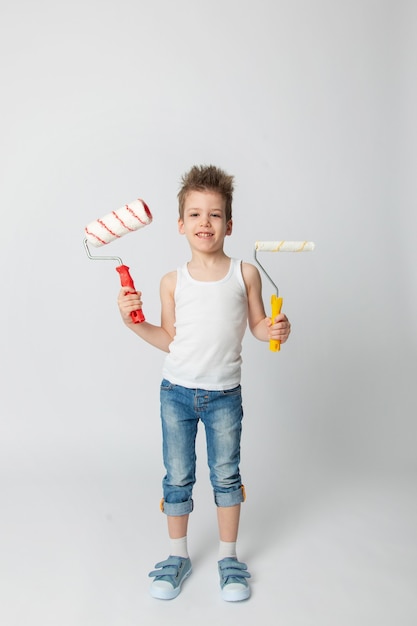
[214,486,245,507]
[161,498,194,516]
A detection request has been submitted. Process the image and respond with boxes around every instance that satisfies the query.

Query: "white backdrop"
[1,1,416,624]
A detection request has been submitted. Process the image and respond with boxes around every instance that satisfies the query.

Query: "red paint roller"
[84,199,153,323]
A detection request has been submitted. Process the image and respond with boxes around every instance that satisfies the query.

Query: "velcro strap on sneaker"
[220,567,251,579]
[219,558,251,580]
[149,556,184,578]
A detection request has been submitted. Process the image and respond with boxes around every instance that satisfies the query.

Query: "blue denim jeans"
[160,379,245,516]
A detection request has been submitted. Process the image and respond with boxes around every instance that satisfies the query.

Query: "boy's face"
[178,190,232,250]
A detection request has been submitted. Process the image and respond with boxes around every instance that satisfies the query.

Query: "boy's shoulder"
[161,269,177,283]
[160,269,177,293]
[241,261,260,277]
[241,261,261,289]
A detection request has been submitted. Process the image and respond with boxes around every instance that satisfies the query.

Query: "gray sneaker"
[218,557,251,601]
[148,556,192,599]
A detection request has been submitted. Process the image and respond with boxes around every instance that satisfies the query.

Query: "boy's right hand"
[117,287,143,324]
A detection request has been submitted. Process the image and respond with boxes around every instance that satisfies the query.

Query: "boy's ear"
[178,218,185,234]
[226,219,233,236]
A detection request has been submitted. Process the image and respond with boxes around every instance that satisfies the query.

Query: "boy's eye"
[188,212,222,218]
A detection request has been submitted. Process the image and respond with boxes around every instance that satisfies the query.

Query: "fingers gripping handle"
[116,265,145,324]
[270,295,283,352]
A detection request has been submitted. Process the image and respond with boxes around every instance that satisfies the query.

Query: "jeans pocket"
[221,385,241,396]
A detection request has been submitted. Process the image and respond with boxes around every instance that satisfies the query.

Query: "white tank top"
[162,258,248,390]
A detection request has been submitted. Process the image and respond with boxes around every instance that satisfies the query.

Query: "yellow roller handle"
[270,294,283,352]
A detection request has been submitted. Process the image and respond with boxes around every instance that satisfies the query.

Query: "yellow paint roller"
[254,241,315,352]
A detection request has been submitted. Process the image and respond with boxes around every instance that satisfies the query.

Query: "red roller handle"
[116,265,145,324]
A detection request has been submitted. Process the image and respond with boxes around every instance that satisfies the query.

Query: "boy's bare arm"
[242,262,291,344]
[117,271,176,352]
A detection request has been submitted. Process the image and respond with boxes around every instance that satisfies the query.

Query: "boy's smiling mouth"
[196,232,213,238]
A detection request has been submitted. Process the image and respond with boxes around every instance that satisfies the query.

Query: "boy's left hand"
[268,313,291,344]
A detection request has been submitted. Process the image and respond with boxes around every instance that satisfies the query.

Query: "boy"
[117,165,291,601]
